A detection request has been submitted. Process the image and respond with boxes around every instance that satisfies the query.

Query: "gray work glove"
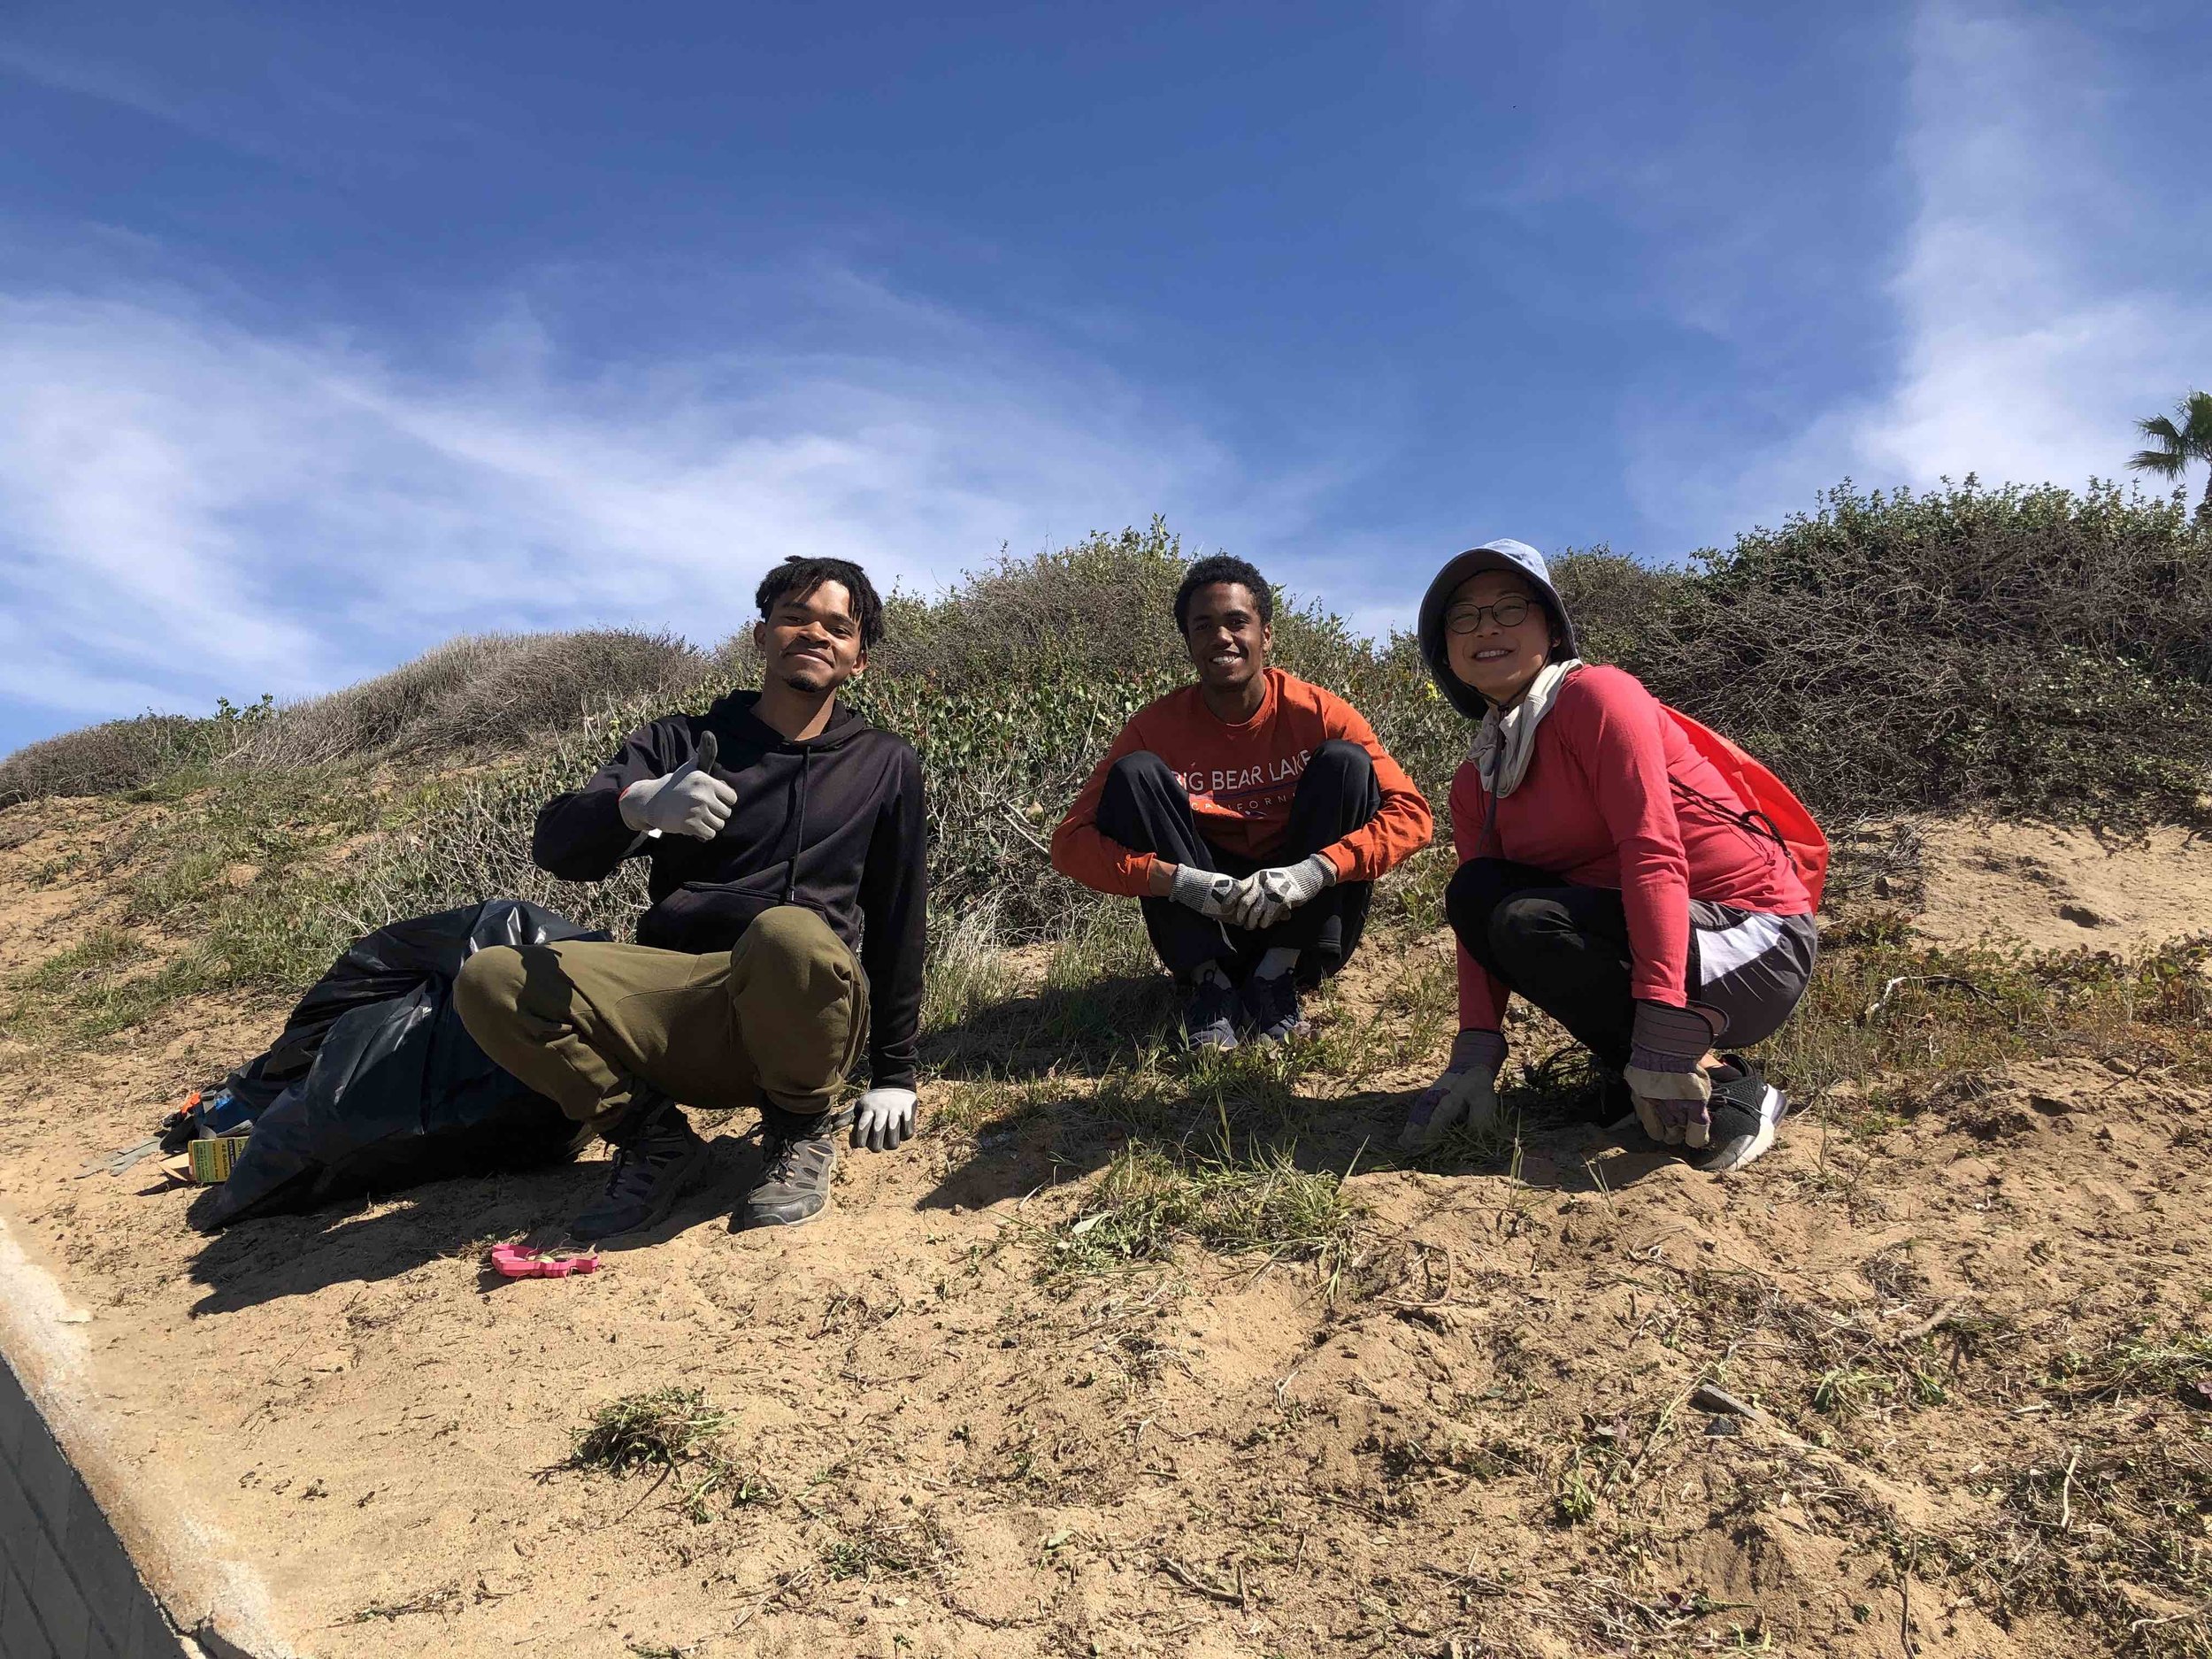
[1169,863,1244,920]
[1623,1000,1718,1148]
[618,730,738,841]
[1227,854,1337,932]
[1399,1029,1507,1151]
[850,1086,917,1152]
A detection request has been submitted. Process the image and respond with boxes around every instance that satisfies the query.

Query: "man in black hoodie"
[454,557,926,1239]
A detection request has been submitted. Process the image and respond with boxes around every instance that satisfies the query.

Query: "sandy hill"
[3,503,2210,1657]
[2,783,2209,1659]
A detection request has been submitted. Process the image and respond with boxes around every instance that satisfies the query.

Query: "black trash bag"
[196,898,608,1229]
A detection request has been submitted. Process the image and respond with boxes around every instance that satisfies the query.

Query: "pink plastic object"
[490,1243,601,1279]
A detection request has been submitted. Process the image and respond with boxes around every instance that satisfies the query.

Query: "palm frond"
[2127,396,2212,478]
[2178,389,2212,451]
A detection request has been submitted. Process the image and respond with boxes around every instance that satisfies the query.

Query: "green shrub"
[0,702,262,807]
[338,695,673,940]
[11,488,2211,1029]
[1557,480,2212,825]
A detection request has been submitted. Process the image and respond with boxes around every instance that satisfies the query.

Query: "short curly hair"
[755,557,886,649]
[1173,555,1273,635]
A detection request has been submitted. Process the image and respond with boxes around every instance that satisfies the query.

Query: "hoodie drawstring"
[784,748,811,903]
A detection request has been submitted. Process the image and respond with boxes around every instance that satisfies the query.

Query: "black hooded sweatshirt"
[532,690,926,1092]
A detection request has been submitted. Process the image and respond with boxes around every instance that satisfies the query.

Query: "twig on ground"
[1859,974,1993,1025]
[1891,1299,1964,1344]
[1374,1242,1455,1310]
[1691,1382,1760,1417]
[1156,1555,1245,1605]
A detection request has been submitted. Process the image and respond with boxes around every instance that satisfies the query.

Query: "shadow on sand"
[185,1032,1697,1317]
[182,1121,785,1317]
[919,973,1178,1081]
[912,1040,1694,1216]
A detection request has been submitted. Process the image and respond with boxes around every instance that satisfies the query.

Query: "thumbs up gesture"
[618,730,740,840]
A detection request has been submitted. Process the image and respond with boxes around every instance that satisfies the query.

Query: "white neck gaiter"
[1472,659,1584,800]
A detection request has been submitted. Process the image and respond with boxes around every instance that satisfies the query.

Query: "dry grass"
[0,710,235,806]
[1560,480,2212,826]
[0,629,709,809]
[567,1386,773,1524]
[232,630,709,769]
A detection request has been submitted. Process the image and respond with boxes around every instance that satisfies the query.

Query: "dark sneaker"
[1700,1056,1788,1173]
[572,1091,708,1242]
[1598,1070,1638,1132]
[1241,971,1310,1044]
[1180,974,1241,1052]
[736,1112,840,1230]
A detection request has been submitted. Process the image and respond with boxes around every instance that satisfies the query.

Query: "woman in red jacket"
[1402,539,1819,1173]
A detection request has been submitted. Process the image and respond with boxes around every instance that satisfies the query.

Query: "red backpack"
[1663,708,1830,910]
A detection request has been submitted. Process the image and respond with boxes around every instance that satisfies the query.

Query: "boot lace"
[601,1117,687,1202]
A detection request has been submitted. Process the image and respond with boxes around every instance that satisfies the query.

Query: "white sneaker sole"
[1701,1084,1786,1174]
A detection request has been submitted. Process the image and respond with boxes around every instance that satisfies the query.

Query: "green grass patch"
[1041,1140,1363,1280]
[1766,933,2212,1124]
[2044,1326,2212,1404]
[0,770,390,1061]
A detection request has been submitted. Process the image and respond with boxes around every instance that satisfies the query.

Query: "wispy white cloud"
[1626,0,2212,549]
[0,24,501,179]
[0,40,189,127]
[0,269,1340,738]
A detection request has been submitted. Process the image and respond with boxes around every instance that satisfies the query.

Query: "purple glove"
[1623,1001,1718,1148]
[1399,1029,1507,1152]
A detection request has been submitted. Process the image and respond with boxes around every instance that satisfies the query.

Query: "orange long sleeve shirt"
[1050,668,1432,896]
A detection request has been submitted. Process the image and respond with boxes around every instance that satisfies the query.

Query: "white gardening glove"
[850,1086,917,1152]
[1399,1029,1507,1152]
[618,730,739,841]
[1623,1000,1718,1148]
[1168,863,1243,920]
[1226,854,1337,932]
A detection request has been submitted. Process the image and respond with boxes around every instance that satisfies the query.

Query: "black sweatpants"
[1095,740,1381,985]
[1446,857,1817,1071]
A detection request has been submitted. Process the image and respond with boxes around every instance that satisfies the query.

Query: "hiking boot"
[571,1090,708,1241]
[1241,971,1310,1044]
[1179,973,1241,1052]
[1700,1056,1788,1173]
[735,1110,841,1230]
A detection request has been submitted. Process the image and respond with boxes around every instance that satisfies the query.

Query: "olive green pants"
[453,905,868,1133]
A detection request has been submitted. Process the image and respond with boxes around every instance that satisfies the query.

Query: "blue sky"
[1,0,2207,752]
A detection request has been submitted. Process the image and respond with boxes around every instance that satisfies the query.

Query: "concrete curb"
[0,1216,294,1659]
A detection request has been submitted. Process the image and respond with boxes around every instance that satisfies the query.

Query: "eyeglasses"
[1445,597,1532,634]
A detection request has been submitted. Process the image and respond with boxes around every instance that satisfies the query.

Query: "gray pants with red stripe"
[1447,857,1817,1072]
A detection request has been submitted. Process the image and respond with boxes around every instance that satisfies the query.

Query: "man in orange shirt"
[1051,557,1433,1049]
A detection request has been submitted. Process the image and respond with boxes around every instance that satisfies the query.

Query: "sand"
[1914,818,2212,954]
[3,798,2208,1658]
